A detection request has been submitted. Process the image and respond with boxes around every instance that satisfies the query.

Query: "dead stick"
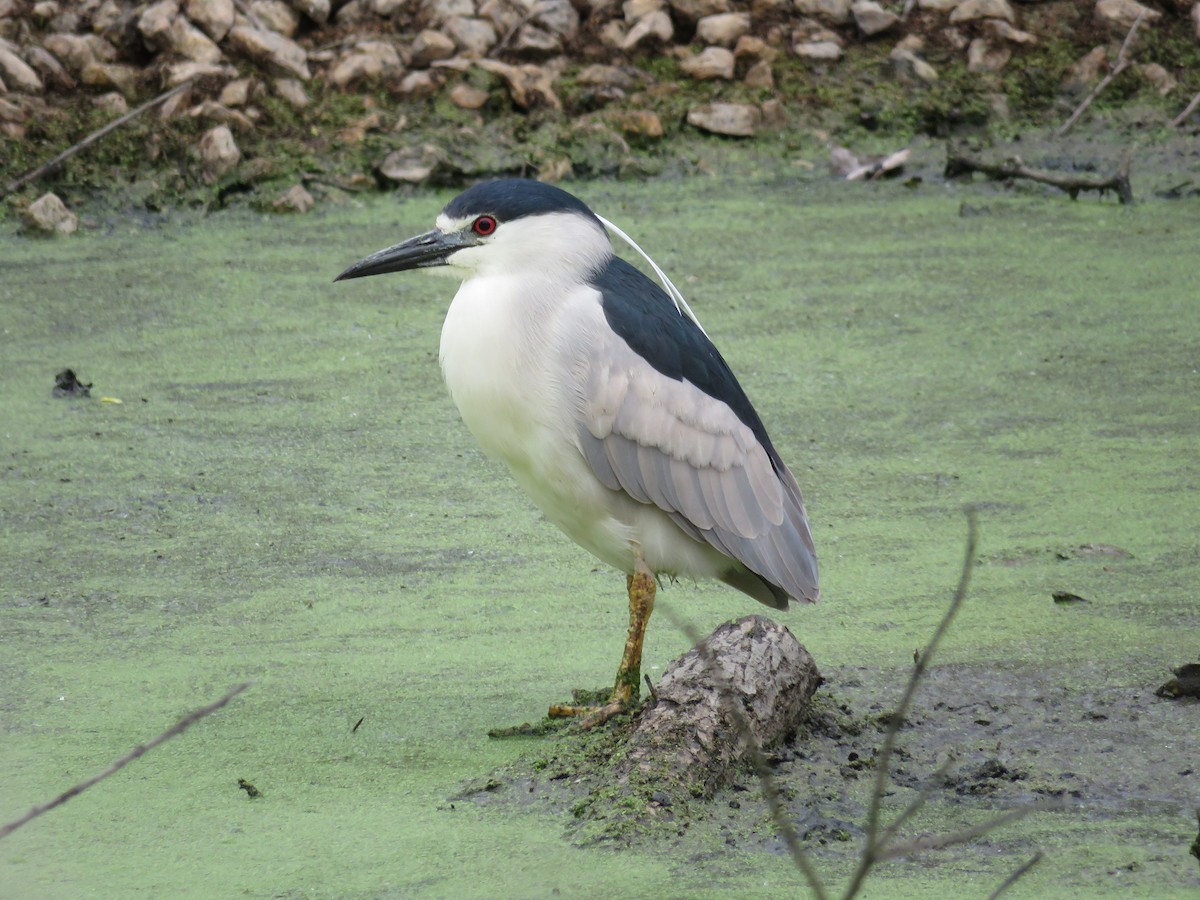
[1056,13,1144,138]
[945,150,1133,204]
[1171,89,1200,127]
[0,682,251,840]
[1,79,194,201]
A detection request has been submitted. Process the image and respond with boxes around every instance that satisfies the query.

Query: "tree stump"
[615,614,823,802]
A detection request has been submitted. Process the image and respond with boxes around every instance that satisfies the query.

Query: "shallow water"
[1,177,1197,897]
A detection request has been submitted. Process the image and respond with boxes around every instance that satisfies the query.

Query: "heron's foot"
[546,684,640,729]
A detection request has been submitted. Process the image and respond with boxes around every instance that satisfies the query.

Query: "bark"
[615,615,823,799]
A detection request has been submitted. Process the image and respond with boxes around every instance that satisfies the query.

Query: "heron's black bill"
[335,229,470,281]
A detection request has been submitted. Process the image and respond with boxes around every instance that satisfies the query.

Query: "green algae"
[1,179,1198,897]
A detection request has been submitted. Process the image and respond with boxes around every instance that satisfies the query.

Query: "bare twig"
[0,682,251,840]
[988,852,1044,899]
[874,804,1048,863]
[945,150,1133,204]
[1,80,195,201]
[1056,13,1144,138]
[1171,90,1200,128]
[658,602,829,900]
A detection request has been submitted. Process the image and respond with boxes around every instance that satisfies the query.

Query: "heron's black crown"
[442,179,603,228]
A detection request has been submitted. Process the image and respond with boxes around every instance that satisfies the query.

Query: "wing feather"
[576,324,818,606]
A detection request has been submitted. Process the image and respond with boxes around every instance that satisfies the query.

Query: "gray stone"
[851,0,899,35]
[24,192,78,235]
[1094,0,1161,27]
[620,10,673,48]
[198,124,240,180]
[793,40,843,60]
[228,25,311,79]
[273,184,314,213]
[42,34,118,75]
[250,0,300,36]
[288,0,331,23]
[742,58,774,87]
[138,0,179,51]
[93,91,129,114]
[170,16,223,62]
[476,59,561,109]
[890,46,937,82]
[982,19,1037,44]
[330,40,404,86]
[680,46,734,80]
[0,42,43,93]
[1062,46,1108,90]
[26,46,74,90]
[696,12,750,46]
[273,77,309,108]
[185,0,234,40]
[80,62,138,96]
[967,37,1010,73]
[794,0,852,24]
[445,17,497,57]
[449,82,489,108]
[687,101,760,136]
[668,0,730,19]
[1137,62,1176,96]
[411,29,457,66]
[163,60,231,85]
[948,0,1013,23]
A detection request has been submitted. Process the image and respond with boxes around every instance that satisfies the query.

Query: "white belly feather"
[438,274,730,581]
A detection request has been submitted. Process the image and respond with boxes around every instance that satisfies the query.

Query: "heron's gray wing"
[575,325,819,609]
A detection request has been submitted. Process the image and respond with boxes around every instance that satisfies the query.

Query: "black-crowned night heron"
[337,179,818,726]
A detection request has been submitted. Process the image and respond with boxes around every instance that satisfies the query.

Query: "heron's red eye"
[472,215,497,236]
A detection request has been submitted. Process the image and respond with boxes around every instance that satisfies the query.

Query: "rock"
[448,82,489,108]
[273,77,309,108]
[411,28,456,66]
[43,34,118,75]
[423,0,475,24]
[620,10,673,49]
[163,60,231,85]
[680,46,735,80]
[624,0,665,21]
[290,0,331,24]
[794,0,852,24]
[613,108,663,137]
[169,16,223,62]
[329,40,404,86]
[917,0,959,9]
[734,35,778,64]
[198,124,240,180]
[668,0,731,18]
[396,68,442,97]
[967,37,1010,73]
[742,58,774,87]
[93,91,128,114]
[377,144,445,183]
[1063,46,1108,90]
[696,12,750,46]
[577,63,638,89]
[273,184,314,213]
[948,0,1013,23]
[185,0,234,40]
[372,0,409,14]
[227,25,310,79]
[687,101,760,135]
[219,77,253,105]
[1137,62,1177,95]
[1094,0,1161,27]
[137,0,179,52]
[852,0,899,35]
[189,99,255,130]
[445,17,497,56]
[253,0,300,35]
[891,46,937,82]
[476,58,560,109]
[759,98,786,129]
[0,42,44,93]
[81,62,138,96]
[793,40,843,60]
[24,192,78,235]
[25,46,74,90]
[982,19,1037,44]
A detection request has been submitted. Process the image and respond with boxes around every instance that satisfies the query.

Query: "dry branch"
[0,79,194,201]
[945,150,1133,204]
[0,682,250,840]
[1056,13,1144,138]
[1172,90,1200,128]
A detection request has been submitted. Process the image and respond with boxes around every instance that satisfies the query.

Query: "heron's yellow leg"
[548,561,657,728]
